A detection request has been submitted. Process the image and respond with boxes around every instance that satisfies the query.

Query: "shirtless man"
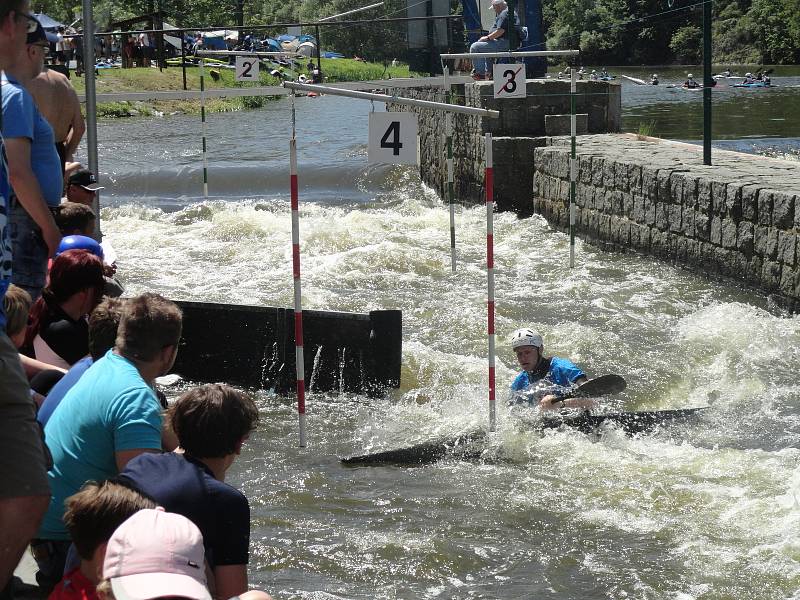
[26,66,85,177]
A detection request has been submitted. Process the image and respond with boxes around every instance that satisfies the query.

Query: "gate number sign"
[235,56,259,82]
[493,63,527,98]
[368,112,418,165]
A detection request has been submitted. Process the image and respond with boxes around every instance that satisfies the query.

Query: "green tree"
[669,25,701,62]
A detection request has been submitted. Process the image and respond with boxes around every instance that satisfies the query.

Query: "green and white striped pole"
[569,67,577,268]
[200,58,209,199]
[444,66,456,272]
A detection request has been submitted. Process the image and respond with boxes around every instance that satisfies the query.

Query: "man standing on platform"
[2,18,62,300]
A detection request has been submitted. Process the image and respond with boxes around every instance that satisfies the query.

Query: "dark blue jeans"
[9,196,50,302]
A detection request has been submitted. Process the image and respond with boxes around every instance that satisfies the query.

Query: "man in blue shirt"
[33,293,182,593]
[509,327,591,410]
[469,0,520,80]
[2,20,62,301]
[120,384,260,600]
[0,5,52,593]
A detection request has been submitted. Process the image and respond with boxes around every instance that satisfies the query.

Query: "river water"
[86,76,800,599]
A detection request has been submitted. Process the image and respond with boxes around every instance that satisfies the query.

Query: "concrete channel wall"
[533,135,800,311]
[173,301,402,395]
[386,79,800,311]
[385,79,621,214]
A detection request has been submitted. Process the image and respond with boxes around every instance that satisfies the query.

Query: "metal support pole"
[199,58,209,199]
[485,133,496,433]
[315,25,322,71]
[181,32,187,91]
[82,0,100,239]
[703,0,713,166]
[569,68,577,268]
[282,82,500,118]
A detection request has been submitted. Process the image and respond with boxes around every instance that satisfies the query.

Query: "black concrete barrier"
[173,301,402,396]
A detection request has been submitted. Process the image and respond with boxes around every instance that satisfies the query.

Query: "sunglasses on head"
[15,11,39,34]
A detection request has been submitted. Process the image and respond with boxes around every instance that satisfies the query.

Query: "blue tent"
[264,38,281,51]
[33,13,65,30]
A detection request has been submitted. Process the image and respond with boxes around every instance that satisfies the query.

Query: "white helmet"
[510,328,543,350]
[745,72,752,77]
[688,74,694,78]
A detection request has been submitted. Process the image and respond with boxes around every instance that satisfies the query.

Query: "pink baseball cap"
[103,508,212,600]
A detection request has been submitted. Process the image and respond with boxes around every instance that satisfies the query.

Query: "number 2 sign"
[235,56,259,82]
[493,63,527,98]
[368,112,418,165]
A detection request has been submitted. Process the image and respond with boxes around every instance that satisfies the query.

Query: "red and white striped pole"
[485,133,496,432]
[289,94,307,447]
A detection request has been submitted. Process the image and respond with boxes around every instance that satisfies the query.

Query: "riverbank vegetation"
[73,59,415,117]
[544,0,800,66]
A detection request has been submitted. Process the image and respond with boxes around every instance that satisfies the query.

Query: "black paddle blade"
[567,374,627,399]
[341,430,486,467]
[544,407,708,435]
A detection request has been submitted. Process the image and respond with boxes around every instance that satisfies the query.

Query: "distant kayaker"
[683,73,699,88]
[742,72,755,84]
[508,328,592,411]
[590,69,598,81]
[651,73,659,85]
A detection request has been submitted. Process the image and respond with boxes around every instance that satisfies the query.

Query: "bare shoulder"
[46,69,72,89]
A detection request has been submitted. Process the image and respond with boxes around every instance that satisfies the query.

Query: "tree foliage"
[544,0,800,64]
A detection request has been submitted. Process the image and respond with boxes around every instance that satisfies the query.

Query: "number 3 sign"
[235,56,259,82]
[368,112,418,165]
[493,63,527,98]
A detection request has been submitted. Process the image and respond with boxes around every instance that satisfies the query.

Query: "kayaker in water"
[683,74,699,88]
[651,73,659,85]
[741,72,755,85]
[590,69,598,81]
[508,328,593,411]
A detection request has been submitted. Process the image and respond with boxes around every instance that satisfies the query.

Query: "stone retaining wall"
[533,135,800,310]
[386,79,621,213]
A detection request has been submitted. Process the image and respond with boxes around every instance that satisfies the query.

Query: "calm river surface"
[84,76,800,599]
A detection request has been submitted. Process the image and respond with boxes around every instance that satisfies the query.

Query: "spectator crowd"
[1,4,271,600]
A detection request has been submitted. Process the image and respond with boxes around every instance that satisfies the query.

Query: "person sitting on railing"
[468,0,520,81]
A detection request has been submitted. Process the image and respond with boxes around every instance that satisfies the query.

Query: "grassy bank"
[71,59,418,117]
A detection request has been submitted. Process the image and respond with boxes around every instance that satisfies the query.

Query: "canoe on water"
[341,407,709,466]
[620,75,647,85]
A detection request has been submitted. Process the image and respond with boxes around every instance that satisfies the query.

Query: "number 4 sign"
[235,56,259,82]
[368,112,418,165]
[493,63,527,98]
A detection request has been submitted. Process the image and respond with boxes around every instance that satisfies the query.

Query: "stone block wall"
[385,80,621,213]
[533,137,800,310]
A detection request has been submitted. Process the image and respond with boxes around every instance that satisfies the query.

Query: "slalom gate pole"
[485,133,496,432]
[200,58,209,200]
[289,92,307,447]
[569,68,577,268]
[444,65,456,272]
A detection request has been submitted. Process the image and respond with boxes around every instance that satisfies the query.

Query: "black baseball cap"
[27,21,47,45]
[68,170,105,191]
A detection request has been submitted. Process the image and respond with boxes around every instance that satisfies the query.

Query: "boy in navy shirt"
[120,384,260,600]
